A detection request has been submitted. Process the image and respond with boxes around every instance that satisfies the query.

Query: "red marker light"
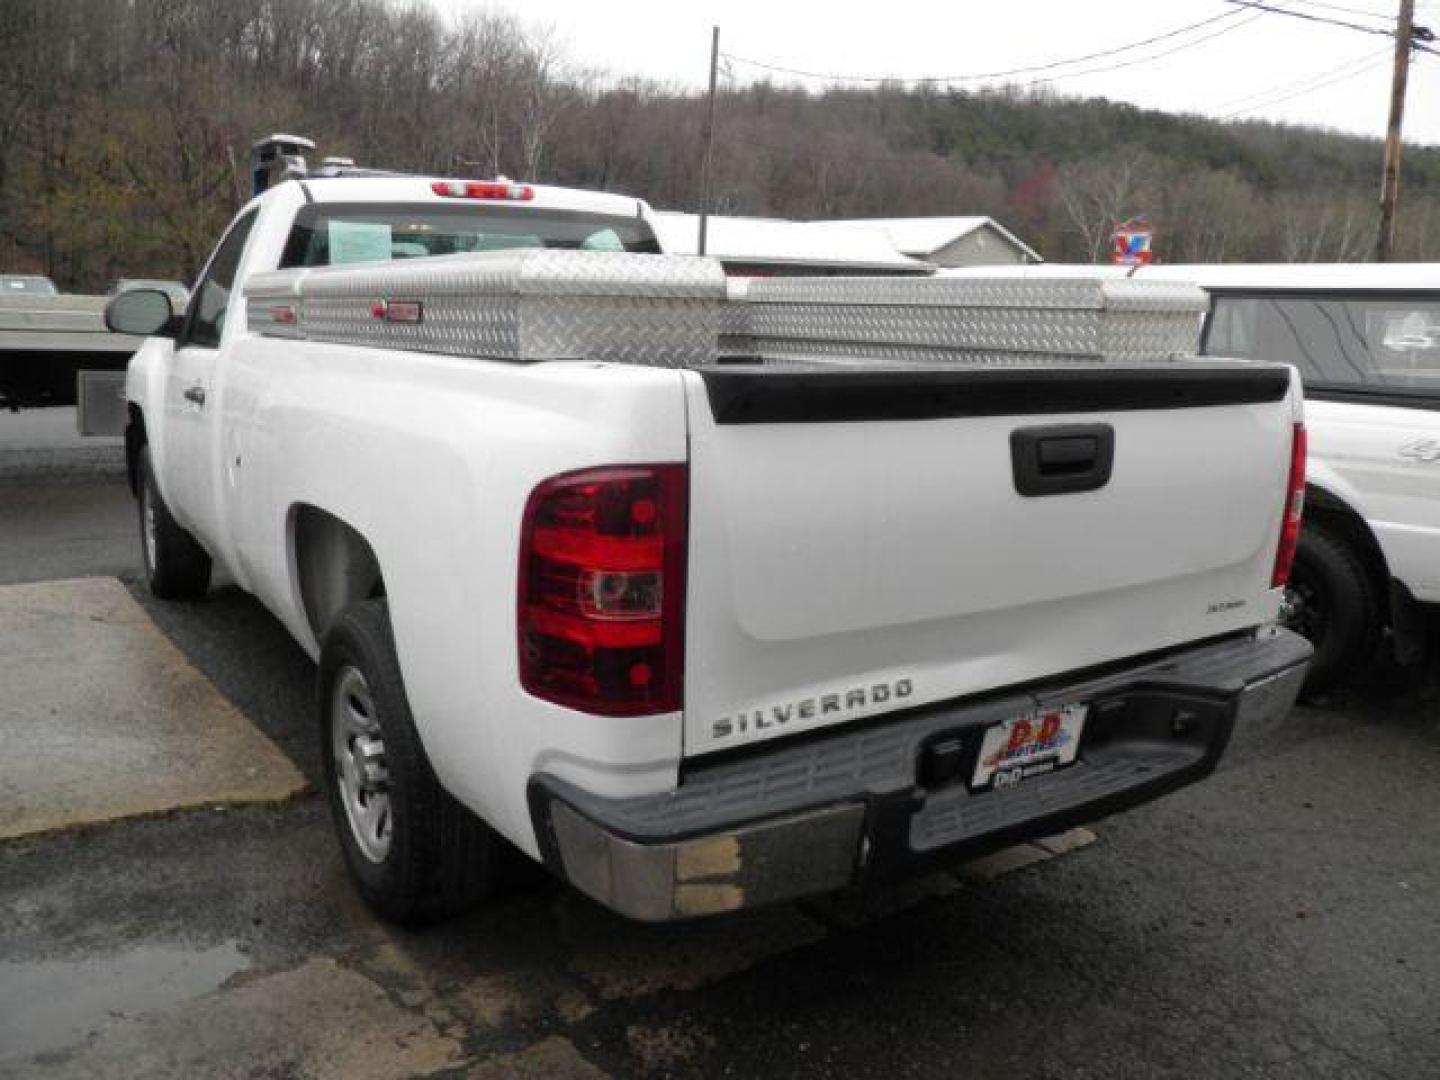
[430,180,535,201]
[369,299,423,324]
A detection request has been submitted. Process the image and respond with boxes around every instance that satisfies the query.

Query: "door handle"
[1011,423,1115,497]
[183,385,206,407]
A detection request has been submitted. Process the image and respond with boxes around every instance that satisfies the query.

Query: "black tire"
[137,445,211,599]
[318,598,500,924]
[1284,522,1382,696]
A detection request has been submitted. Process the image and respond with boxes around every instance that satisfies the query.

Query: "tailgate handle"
[1011,423,1115,497]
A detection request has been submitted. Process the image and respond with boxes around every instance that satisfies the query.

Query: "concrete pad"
[0,577,305,840]
[4,958,462,1080]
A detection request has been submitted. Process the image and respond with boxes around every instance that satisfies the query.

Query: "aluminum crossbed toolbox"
[245,250,1207,367]
[722,275,1208,366]
[245,250,728,367]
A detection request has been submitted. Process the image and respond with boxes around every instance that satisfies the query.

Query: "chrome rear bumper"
[530,627,1311,921]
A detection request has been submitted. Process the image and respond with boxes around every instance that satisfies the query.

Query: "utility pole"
[1376,0,1415,262]
[698,26,720,256]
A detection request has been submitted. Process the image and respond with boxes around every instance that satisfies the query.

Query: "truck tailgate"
[681,363,1298,757]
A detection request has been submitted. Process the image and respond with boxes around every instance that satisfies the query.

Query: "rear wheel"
[1282,522,1381,696]
[137,445,211,599]
[319,599,500,924]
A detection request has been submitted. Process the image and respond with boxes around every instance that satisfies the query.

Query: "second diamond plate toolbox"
[723,274,1208,365]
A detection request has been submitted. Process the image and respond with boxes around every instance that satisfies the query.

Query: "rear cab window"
[280,203,660,269]
[1205,291,1440,395]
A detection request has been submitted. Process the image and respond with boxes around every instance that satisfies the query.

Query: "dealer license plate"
[972,704,1087,791]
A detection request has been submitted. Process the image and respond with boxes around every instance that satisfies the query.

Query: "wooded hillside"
[3,0,1438,289]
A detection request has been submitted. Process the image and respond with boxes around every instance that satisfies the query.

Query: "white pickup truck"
[106,166,1311,924]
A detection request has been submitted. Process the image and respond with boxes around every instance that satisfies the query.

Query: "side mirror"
[104,288,182,338]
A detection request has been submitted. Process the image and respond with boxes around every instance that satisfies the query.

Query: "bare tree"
[514,26,565,180]
[1056,153,1156,264]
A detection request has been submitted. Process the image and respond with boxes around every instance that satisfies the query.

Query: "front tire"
[1283,523,1381,695]
[137,445,211,599]
[319,599,499,924]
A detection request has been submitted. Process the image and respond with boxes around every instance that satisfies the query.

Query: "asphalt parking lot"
[2,410,1439,1078]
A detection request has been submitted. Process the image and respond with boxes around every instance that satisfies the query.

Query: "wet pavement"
[2,431,1438,1077]
[0,943,250,1062]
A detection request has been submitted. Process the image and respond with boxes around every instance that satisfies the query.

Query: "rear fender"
[1304,459,1391,594]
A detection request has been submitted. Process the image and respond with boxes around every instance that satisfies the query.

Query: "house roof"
[812,217,1043,263]
[652,212,931,272]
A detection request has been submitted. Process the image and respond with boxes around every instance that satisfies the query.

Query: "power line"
[1220,0,1423,39]
[725,13,1269,94]
[1215,48,1393,116]
[1213,45,1389,109]
[1284,0,1398,21]
[1024,13,1269,86]
[718,7,1252,86]
[1224,0,1439,56]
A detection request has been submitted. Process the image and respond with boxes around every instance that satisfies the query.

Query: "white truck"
[106,156,1311,924]
[1173,264,1440,694]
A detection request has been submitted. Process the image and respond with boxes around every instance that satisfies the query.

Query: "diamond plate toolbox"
[245,249,727,366]
[246,254,1205,369]
[724,275,1208,365]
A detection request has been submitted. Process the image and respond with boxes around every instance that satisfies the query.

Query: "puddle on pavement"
[0,941,249,1063]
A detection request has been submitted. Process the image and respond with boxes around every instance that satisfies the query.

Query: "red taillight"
[1271,423,1307,588]
[431,179,535,201]
[518,465,687,716]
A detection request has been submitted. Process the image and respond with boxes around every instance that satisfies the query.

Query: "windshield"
[1,276,57,297]
[1206,292,1440,393]
[280,202,660,269]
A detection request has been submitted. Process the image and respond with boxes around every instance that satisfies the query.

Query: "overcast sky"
[432,0,1440,146]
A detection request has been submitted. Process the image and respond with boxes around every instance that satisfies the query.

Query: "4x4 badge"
[1399,439,1440,464]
